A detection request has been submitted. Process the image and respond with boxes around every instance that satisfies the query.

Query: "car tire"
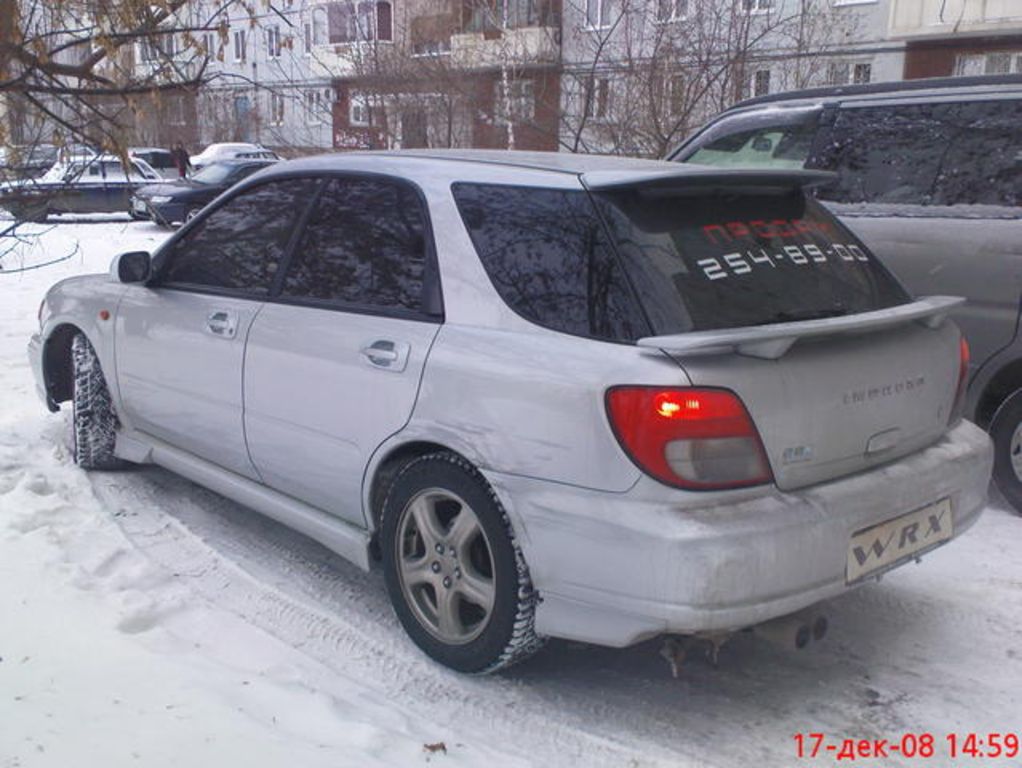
[380,452,544,673]
[990,388,1022,514]
[70,333,126,470]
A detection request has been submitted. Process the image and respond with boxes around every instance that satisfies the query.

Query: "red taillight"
[606,386,773,490]
[951,335,970,424]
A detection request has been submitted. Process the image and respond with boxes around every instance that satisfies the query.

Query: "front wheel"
[990,388,1022,514]
[380,452,544,673]
[70,333,126,470]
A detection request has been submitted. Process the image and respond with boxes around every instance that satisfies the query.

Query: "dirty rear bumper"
[485,420,992,648]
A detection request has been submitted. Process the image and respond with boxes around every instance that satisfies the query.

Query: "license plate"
[846,498,953,584]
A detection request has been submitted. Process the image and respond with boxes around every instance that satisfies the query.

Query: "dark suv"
[669,74,1022,511]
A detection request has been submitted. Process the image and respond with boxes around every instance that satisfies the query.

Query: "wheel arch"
[42,322,86,406]
[975,357,1022,430]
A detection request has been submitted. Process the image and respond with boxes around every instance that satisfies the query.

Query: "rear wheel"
[990,388,1022,514]
[380,452,544,673]
[70,333,126,470]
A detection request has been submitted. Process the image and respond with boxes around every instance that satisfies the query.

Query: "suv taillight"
[605,387,773,490]
[950,335,970,424]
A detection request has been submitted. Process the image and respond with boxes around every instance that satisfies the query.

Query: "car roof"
[726,73,1022,112]
[251,149,832,191]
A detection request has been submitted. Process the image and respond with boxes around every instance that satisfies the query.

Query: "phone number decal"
[793,732,1020,762]
[697,242,870,281]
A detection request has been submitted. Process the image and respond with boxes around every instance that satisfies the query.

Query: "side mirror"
[111,251,152,284]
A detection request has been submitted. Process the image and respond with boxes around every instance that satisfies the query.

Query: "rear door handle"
[206,310,238,339]
[360,339,410,372]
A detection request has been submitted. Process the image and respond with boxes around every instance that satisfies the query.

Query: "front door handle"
[206,310,238,339]
[360,339,410,372]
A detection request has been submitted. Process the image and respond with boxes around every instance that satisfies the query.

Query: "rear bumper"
[485,420,993,648]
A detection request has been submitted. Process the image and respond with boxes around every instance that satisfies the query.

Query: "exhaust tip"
[795,625,811,650]
[813,616,828,641]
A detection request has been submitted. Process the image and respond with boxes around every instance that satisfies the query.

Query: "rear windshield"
[593,187,910,333]
[453,182,909,339]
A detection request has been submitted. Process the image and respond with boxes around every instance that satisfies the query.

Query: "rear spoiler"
[581,167,837,192]
[637,296,964,360]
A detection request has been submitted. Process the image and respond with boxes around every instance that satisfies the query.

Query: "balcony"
[450,25,560,69]
[890,0,1022,39]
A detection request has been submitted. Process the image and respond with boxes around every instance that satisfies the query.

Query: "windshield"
[592,187,911,333]
[191,163,237,185]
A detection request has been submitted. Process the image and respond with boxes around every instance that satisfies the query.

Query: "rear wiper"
[769,307,848,323]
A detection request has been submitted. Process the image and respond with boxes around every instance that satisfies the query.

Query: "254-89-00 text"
[793,732,1020,762]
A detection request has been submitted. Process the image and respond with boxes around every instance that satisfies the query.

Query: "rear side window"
[281,177,429,312]
[814,103,957,205]
[594,188,910,333]
[452,183,649,342]
[160,179,315,294]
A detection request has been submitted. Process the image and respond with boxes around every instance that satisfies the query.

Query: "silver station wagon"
[29,151,993,673]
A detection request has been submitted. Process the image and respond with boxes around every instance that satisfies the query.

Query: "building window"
[853,62,872,83]
[656,0,687,22]
[313,8,329,44]
[326,1,393,43]
[164,34,177,58]
[202,32,216,57]
[350,93,371,126]
[139,39,158,62]
[584,77,610,119]
[743,0,774,12]
[306,91,323,124]
[585,0,611,29]
[267,25,282,58]
[666,73,685,115]
[233,29,247,62]
[752,69,771,97]
[495,79,535,123]
[168,95,187,126]
[304,22,312,53]
[954,50,1022,76]
[270,92,286,125]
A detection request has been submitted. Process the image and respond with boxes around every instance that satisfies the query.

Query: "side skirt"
[114,430,372,570]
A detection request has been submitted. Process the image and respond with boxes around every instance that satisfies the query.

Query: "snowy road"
[2,219,1020,767]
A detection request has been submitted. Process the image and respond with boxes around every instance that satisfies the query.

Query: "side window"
[282,177,429,312]
[931,100,1022,207]
[161,179,314,294]
[452,184,649,343]
[684,114,819,170]
[813,103,956,205]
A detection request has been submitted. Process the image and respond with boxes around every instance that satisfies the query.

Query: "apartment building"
[318,0,563,150]
[890,0,1022,78]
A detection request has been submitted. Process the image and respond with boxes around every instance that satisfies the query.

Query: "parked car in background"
[0,144,59,181]
[669,74,1022,511]
[130,148,179,180]
[29,151,991,673]
[0,154,165,221]
[130,158,278,225]
[189,142,279,170]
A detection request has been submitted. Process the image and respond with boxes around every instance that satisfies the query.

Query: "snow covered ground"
[2,216,1021,768]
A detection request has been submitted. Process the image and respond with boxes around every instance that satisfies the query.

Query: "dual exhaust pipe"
[755,610,829,651]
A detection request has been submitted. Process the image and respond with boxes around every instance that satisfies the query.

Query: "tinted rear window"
[452,183,649,342]
[594,188,909,332]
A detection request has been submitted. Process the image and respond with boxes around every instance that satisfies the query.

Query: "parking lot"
[2,216,1021,767]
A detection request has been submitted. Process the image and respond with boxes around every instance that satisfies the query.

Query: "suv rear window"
[594,187,910,332]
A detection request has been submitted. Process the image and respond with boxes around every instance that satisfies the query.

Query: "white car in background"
[190,143,279,170]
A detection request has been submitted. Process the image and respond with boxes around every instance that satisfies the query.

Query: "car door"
[244,175,443,525]
[115,177,318,479]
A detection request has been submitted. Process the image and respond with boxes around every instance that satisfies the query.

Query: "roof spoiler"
[637,296,964,360]
[581,166,837,192]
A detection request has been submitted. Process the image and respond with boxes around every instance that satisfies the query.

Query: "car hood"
[135,180,201,198]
